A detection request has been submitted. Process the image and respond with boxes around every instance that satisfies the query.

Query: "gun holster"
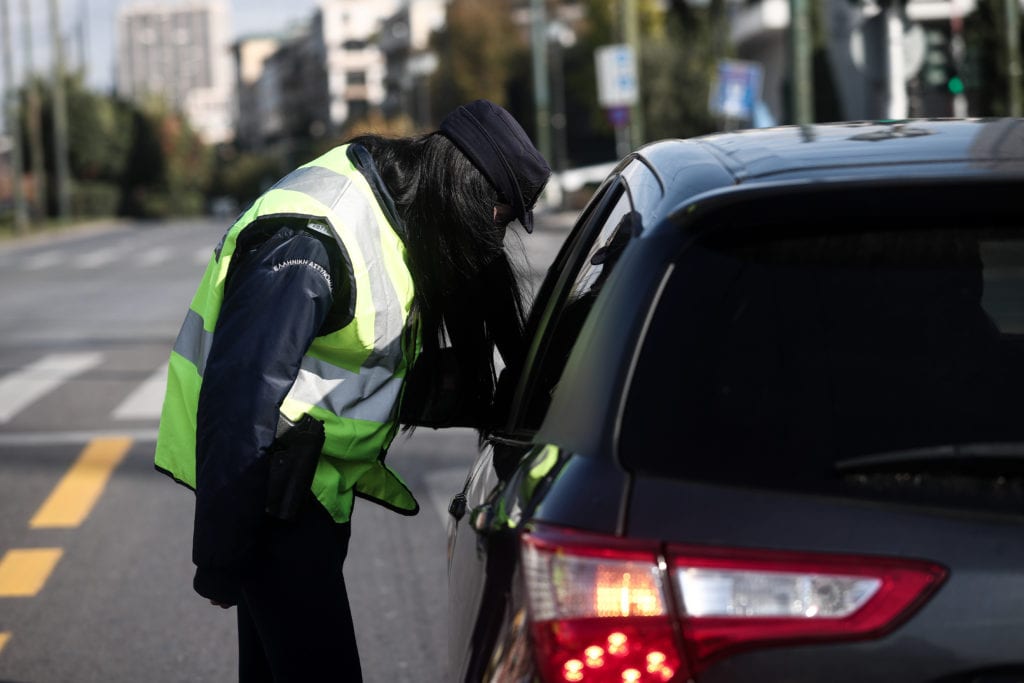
[265,414,325,521]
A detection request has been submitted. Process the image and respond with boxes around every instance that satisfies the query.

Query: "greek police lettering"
[272,259,333,289]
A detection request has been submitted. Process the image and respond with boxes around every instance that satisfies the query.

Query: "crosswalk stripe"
[194,247,212,265]
[0,352,104,424]
[23,250,63,271]
[137,246,173,267]
[73,247,122,269]
[29,437,133,529]
[0,548,64,597]
[112,364,167,420]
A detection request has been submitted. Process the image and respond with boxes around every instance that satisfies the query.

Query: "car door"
[446,163,648,682]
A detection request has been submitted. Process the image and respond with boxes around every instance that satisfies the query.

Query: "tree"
[28,74,136,217]
[121,99,212,218]
[645,0,724,139]
[430,0,518,119]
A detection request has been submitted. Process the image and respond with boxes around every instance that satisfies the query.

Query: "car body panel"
[447,118,1024,683]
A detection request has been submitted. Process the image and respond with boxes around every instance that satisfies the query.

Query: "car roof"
[634,118,1024,204]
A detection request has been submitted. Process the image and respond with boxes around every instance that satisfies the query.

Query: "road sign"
[709,59,764,121]
[595,44,638,108]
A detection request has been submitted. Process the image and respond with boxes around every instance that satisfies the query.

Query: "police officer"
[154,100,551,682]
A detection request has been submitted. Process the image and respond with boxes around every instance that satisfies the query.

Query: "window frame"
[497,176,636,437]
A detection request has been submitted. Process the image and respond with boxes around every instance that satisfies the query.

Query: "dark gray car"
[447,118,1024,683]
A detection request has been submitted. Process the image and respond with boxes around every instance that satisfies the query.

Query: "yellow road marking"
[0,548,63,597]
[29,436,133,529]
[0,631,10,654]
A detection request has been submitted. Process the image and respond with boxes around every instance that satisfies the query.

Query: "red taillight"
[521,525,947,681]
[522,528,688,682]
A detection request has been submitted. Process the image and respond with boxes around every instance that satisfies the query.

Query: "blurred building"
[232,0,445,154]
[232,34,281,151]
[379,0,447,129]
[116,0,234,145]
[730,0,986,122]
[315,0,403,134]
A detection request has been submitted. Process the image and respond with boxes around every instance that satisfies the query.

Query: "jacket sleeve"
[191,225,341,605]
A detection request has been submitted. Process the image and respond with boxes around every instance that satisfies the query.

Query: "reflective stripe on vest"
[155,145,420,523]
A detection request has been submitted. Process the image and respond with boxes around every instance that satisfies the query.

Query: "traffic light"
[922,28,956,91]
[947,74,965,95]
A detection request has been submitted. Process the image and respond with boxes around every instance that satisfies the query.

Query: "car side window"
[515,183,636,431]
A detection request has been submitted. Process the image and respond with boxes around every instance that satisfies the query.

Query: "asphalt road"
[0,209,573,683]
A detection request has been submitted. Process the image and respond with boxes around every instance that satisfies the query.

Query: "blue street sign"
[709,59,764,121]
[595,44,638,108]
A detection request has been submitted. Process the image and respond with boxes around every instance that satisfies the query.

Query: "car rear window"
[622,222,1024,511]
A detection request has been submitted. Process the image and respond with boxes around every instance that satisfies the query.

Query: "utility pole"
[789,0,813,124]
[1,0,29,233]
[530,0,552,167]
[22,0,47,220]
[1008,0,1022,117]
[47,0,71,220]
[621,0,644,147]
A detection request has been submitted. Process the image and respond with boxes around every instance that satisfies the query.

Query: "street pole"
[788,0,813,124]
[1008,0,1022,117]
[0,0,29,233]
[622,0,644,147]
[548,22,570,175]
[47,0,71,220]
[22,0,47,220]
[530,0,552,167]
[950,0,968,117]
[885,1,908,118]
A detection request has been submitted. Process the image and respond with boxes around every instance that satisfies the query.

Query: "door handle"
[448,492,467,521]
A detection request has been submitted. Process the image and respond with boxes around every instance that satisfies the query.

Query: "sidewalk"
[0,217,132,251]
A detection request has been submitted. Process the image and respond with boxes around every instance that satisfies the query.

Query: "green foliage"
[211,148,288,208]
[645,0,725,139]
[71,181,121,217]
[20,73,217,220]
[63,77,135,182]
[119,102,213,218]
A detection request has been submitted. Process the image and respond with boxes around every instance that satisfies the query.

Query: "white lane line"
[0,352,104,424]
[0,429,158,447]
[423,466,469,530]
[112,364,167,420]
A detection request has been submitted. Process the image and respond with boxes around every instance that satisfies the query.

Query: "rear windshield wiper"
[835,443,1024,475]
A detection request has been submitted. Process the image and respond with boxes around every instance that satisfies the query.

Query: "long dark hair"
[349,132,530,429]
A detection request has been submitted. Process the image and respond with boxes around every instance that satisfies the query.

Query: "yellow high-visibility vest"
[155,144,421,522]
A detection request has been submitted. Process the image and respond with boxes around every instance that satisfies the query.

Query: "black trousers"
[236,499,361,683]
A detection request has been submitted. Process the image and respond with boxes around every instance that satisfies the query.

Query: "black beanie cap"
[439,100,551,233]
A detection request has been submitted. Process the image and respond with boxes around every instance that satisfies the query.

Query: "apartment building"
[315,0,403,134]
[116,0,234,144]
